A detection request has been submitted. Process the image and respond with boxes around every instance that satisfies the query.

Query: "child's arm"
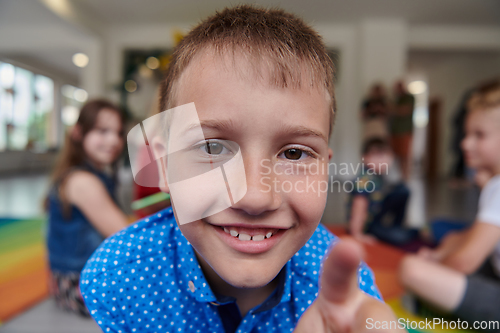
[348,195,368,236]
[66,171,128,237]
[418,230,466,262]
[295,239,404,333]
[349,195,376,244]
[441,221,500,274]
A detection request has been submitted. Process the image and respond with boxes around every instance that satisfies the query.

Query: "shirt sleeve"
[358,262,383,301]
[81,272,130,333]
[351,175,374,197]
[478,179,500,226]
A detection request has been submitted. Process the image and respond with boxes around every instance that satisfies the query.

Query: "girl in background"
[46,100,128,316]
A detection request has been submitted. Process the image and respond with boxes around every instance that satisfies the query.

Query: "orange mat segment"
[0,218,49,323]
[0,265,49,321]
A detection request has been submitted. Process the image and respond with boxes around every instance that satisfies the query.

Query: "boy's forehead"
[175,54,329,133]
[176,48,331,107]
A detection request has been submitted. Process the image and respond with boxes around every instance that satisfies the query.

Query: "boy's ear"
[151,136,170,194]
[328,148,333,161]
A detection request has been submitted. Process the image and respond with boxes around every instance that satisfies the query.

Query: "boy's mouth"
[219,226,279,241]
[206,221,288,254]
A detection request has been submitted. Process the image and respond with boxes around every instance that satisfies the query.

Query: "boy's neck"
[194,250,279,317]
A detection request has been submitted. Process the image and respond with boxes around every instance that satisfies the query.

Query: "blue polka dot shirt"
[80,207,382,333]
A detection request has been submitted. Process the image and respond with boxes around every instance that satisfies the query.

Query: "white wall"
[408,50,500,176]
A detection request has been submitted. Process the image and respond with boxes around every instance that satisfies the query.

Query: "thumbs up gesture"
[294,239,404,333]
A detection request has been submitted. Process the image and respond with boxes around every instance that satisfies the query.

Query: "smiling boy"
[81,6,400,333]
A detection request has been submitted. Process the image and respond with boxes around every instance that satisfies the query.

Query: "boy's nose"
[231,162,281,216]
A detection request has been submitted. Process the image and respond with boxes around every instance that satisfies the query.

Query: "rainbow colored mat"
[0,217,49,325]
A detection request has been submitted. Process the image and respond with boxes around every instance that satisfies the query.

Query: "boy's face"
[164,52,332,289]
[462,108,500,171]
[364,149,393,175]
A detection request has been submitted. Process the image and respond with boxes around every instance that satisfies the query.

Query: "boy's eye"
[280,148,310,161]
[284,148,302,160]
[200,141,230,155]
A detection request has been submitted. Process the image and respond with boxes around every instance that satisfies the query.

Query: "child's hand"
[294,239,403,333]
[417,247,440,262]
[353,234,378,245]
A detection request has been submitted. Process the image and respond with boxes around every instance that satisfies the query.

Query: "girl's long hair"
[46,99,125,213]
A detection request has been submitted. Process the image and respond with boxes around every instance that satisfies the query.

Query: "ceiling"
[0,0,498,83]
[78,0,500,26]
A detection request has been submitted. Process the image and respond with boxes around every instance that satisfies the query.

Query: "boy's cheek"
[285,175,329,224]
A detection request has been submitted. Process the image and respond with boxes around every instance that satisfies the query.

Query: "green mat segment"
[0,218,46,254]
[131,192,170,211]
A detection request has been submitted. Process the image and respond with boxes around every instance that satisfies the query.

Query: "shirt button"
[188,280,195,292]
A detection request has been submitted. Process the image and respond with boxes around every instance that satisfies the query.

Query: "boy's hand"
[294,239,403,333]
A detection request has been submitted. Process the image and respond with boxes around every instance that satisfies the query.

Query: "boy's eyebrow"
[191,120,327,142]
[279,124,328,143]
[196,119,235,132]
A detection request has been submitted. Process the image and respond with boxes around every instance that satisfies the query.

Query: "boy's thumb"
[320,239,364,304]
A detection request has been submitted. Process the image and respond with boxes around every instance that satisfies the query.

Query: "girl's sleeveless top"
[47,163,117,274]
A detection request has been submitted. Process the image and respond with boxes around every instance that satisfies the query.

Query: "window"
[0,61,55,152]
[61,84,87,128]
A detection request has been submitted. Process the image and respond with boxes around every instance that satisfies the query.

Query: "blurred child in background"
[347,137,418,246]
[399,80,500,327]
[46,100,129,316]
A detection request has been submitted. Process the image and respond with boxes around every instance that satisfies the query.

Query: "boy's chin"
[217,264,282,289]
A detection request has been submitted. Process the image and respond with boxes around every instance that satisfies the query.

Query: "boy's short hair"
[159,5,336,136]
[467,79,500,113]
[362,137,391,155]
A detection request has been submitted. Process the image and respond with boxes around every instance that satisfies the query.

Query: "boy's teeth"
[222,227,276,240]
[252,235,265,241]
[238,233,251,241]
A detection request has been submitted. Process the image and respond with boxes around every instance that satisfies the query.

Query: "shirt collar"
[173,221,292,311]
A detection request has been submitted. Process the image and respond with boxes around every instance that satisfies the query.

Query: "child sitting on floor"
[46,100,129,316]
[399,80,500,328]
[347,137,417,246]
